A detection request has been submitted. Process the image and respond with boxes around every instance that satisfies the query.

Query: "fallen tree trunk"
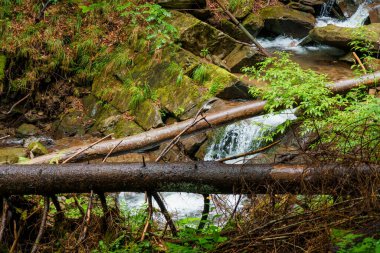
[0,162,378,195]
[24,72,380,164]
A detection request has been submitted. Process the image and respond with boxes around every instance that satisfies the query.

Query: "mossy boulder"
[16,123,39,137]
[133,100,163,130]
[0,147,27,164]
[55,111,87,137]
[259,6,316,38]
[287,2,315,14]
[242,13,265,37]
[0,55,5,95]
[210,18,251,42]
[27,142,49,156]
[223,45,266,73]
[170,11,238,59]
[230,0,256,19]
[309,24,380,50]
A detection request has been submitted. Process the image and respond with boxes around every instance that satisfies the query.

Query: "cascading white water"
[320,0,336,17]
[316,2,369,27]
[204,110,297,164]
[119,111,297,220]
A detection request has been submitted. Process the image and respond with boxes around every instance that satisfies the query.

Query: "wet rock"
[287,2,315,14]
[369,3,380,23]
[309,23,380,50]
[230,0,256,19]
[180,133,207,158]
[336,0,364,18]
[55,111,86,137]
[157,0,206,9]
[223,44,266,73]
[134,100,164,130]
[242,13,265,37]
[0,54,5,95]
[209,18,250,42]
[339,52,356,64]
[0,147,27,164]
[27,141,48,156]
[170,11,238,59]
[259,6,316,38]
[16,123,39,137]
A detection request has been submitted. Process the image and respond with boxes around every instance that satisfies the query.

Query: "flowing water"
[316,1,370,27]
[119,110,297,220]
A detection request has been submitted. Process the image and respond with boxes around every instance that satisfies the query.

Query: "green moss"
[111,120,144,138]
[259,6,315,23]
[133,100,163,130]
[0,54,5,94]
[242,14,264,35]
[27,142,49,156]
[0,147,27,164]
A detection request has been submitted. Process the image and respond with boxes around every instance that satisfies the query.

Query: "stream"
[118,4,371,220]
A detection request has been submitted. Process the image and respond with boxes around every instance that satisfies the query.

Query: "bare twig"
[152,192,178,237]
[51,195,64,222]
[4,94,31,115]
[79,191,94,243]
[9,221,23,253]
[102,139,123,162]
[0,198,9,242]
[214,0,271,57]
[98,192,108,232]
[31,196,49,253]
[0,135,10,141]
[353,52,367,74]
[73,195,85,217]
[197,194,210,233]
[35,0,52,23]
[217,140,281,162]
[140,193,153,241]
[62,134,113,164]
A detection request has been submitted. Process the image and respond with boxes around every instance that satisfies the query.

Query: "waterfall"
[320,0,336,17]
[204,110,297,164]
[316,2,369,27]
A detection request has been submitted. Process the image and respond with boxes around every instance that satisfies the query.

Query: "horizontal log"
[23,71,380,164]
[0,163,378,195]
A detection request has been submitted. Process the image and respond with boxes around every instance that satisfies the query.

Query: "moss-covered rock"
[287,2,315,14]
[309,24,380,50]
[224,44,266,73]
[16,123,39,137]
[242,13,265,37]
[27,142,49,156]
[259,6,316,38]
[55,111,86,137]
[230,0,256,19]
[0,54,5,95]
[134,100,163,130]
[0,147,27,164]
[170,11,238,59]
[210,18,251,42]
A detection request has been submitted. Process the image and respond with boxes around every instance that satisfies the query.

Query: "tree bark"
[0,162,378,195]
[23,71,380,165]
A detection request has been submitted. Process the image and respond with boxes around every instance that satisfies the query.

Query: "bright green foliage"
[165,216,227,253]
[243,52,380,161]
[192,64,210,84]
[128,83,157,111]
[331,229,380,253]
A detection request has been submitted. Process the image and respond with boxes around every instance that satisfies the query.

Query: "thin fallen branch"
[0,135,10,141]
[73,195,85,217]
[352,52,367,74]
[217,140,281,162]
[78,191,93,243]
[0,198,8,242]
[35,0,52,23]
[4,94,31,115]
[9,221,23,253]
[152,192,178,237]
[62,134,113,164]
[197,194,210,233]
[140,193,153,241]
[102,139,123,162]
[51,195,64,222]
[214,0,271,57]
[98,192,108,232]
[31,196,49,253]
